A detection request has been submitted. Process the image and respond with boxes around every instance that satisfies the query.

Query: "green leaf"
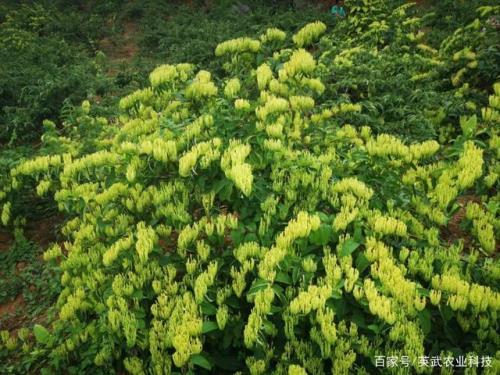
[244,233,259,243]
[210,353,242,371]
[272,283,287,304]
[310,224,332,246]
[328,298,346,318]
[340,238,360,257]
[219,180,234,201]
[275,272,292,285]
[230,228,245,246]
[367,324,381,334]
[247,278,269,298]
[33,324,50,345]
[353,222,363,242]
[292,266,300,284]
[332,289,343,299]
[247,222,257,233]
[190,353,212,370]
[351,310,367,328]
[201,301,217,315]
[131,290,144,299]
[417,288,430,297]
[441,305,454,321]
[418,309,431,335]
[213,179,230,194]
[317,212,331,223]
[355,253,370,273]
[202,321,219,334]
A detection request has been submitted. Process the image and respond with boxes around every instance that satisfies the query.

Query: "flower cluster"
[235,98,251,111]
[369,213,407,237]
[290,96,315,111]
[178,138,222,177]
[256,96,289,121]
[135,222,157,263]
[260,27,286,44]
[259,212,320,281]
[289,285,332,315]
[194,261,218,303]
[1,202,11,226]
[256,63,273,90]
[185,70,218,99]
[244,287,275,348]
[292,21,326,47]
[224,77,241,98]
[221,140,254,196]
[215,37,261,56]
[149,63,194,88]
[466,202,496,254]
[279,49,316,81]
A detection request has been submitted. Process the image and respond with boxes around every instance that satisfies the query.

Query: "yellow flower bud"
[292,21,326,47]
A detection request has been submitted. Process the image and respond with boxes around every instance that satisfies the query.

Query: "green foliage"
[0,3,111,144]
[137,0,334,74]
[0,0,331,145]
[0,1,499,374]
[0,229,60,308]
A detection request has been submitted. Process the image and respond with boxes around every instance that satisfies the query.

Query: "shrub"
[0,3,110,144]
[138,0,333,75]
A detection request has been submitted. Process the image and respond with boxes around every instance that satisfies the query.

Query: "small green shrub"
[0,3,110,144]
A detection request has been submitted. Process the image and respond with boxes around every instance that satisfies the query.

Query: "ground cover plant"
[0,0,333,145]
[0,2,112,144]
[0,0,499,374]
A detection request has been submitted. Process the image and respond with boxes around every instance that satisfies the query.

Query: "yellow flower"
[149,64,177,87]
[289,96,315,111]
[235,98,251,111]
[1,202,11,226]
[370,214,407,237]
[289,285,332,315]
[224,78,241,98]
[292,21,327,47]
[215,37,261,56]
[288,364,308,375]
[256,63,273,90]
[256,96,289,121]
[333,177,373,200]
[279,49,316,81]
[260,27,286,43]
[185,71,218,99]
[135,222,157,263]
[456,141,483,189]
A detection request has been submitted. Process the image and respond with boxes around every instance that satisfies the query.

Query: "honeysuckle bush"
[0,1,499,374]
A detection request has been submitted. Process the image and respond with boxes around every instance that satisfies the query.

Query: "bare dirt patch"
[0,231,13,252]
[24,214,63,250]
[0,294,25,330]
[100,20,139,67]
[442,195,480,249]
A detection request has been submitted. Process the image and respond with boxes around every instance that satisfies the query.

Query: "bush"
[0,3,110,144]
[0,1,499,374]
[137,0,333,74]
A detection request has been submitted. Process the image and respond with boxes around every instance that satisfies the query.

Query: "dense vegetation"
[0,0,499,374]
[0,0,332,144]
